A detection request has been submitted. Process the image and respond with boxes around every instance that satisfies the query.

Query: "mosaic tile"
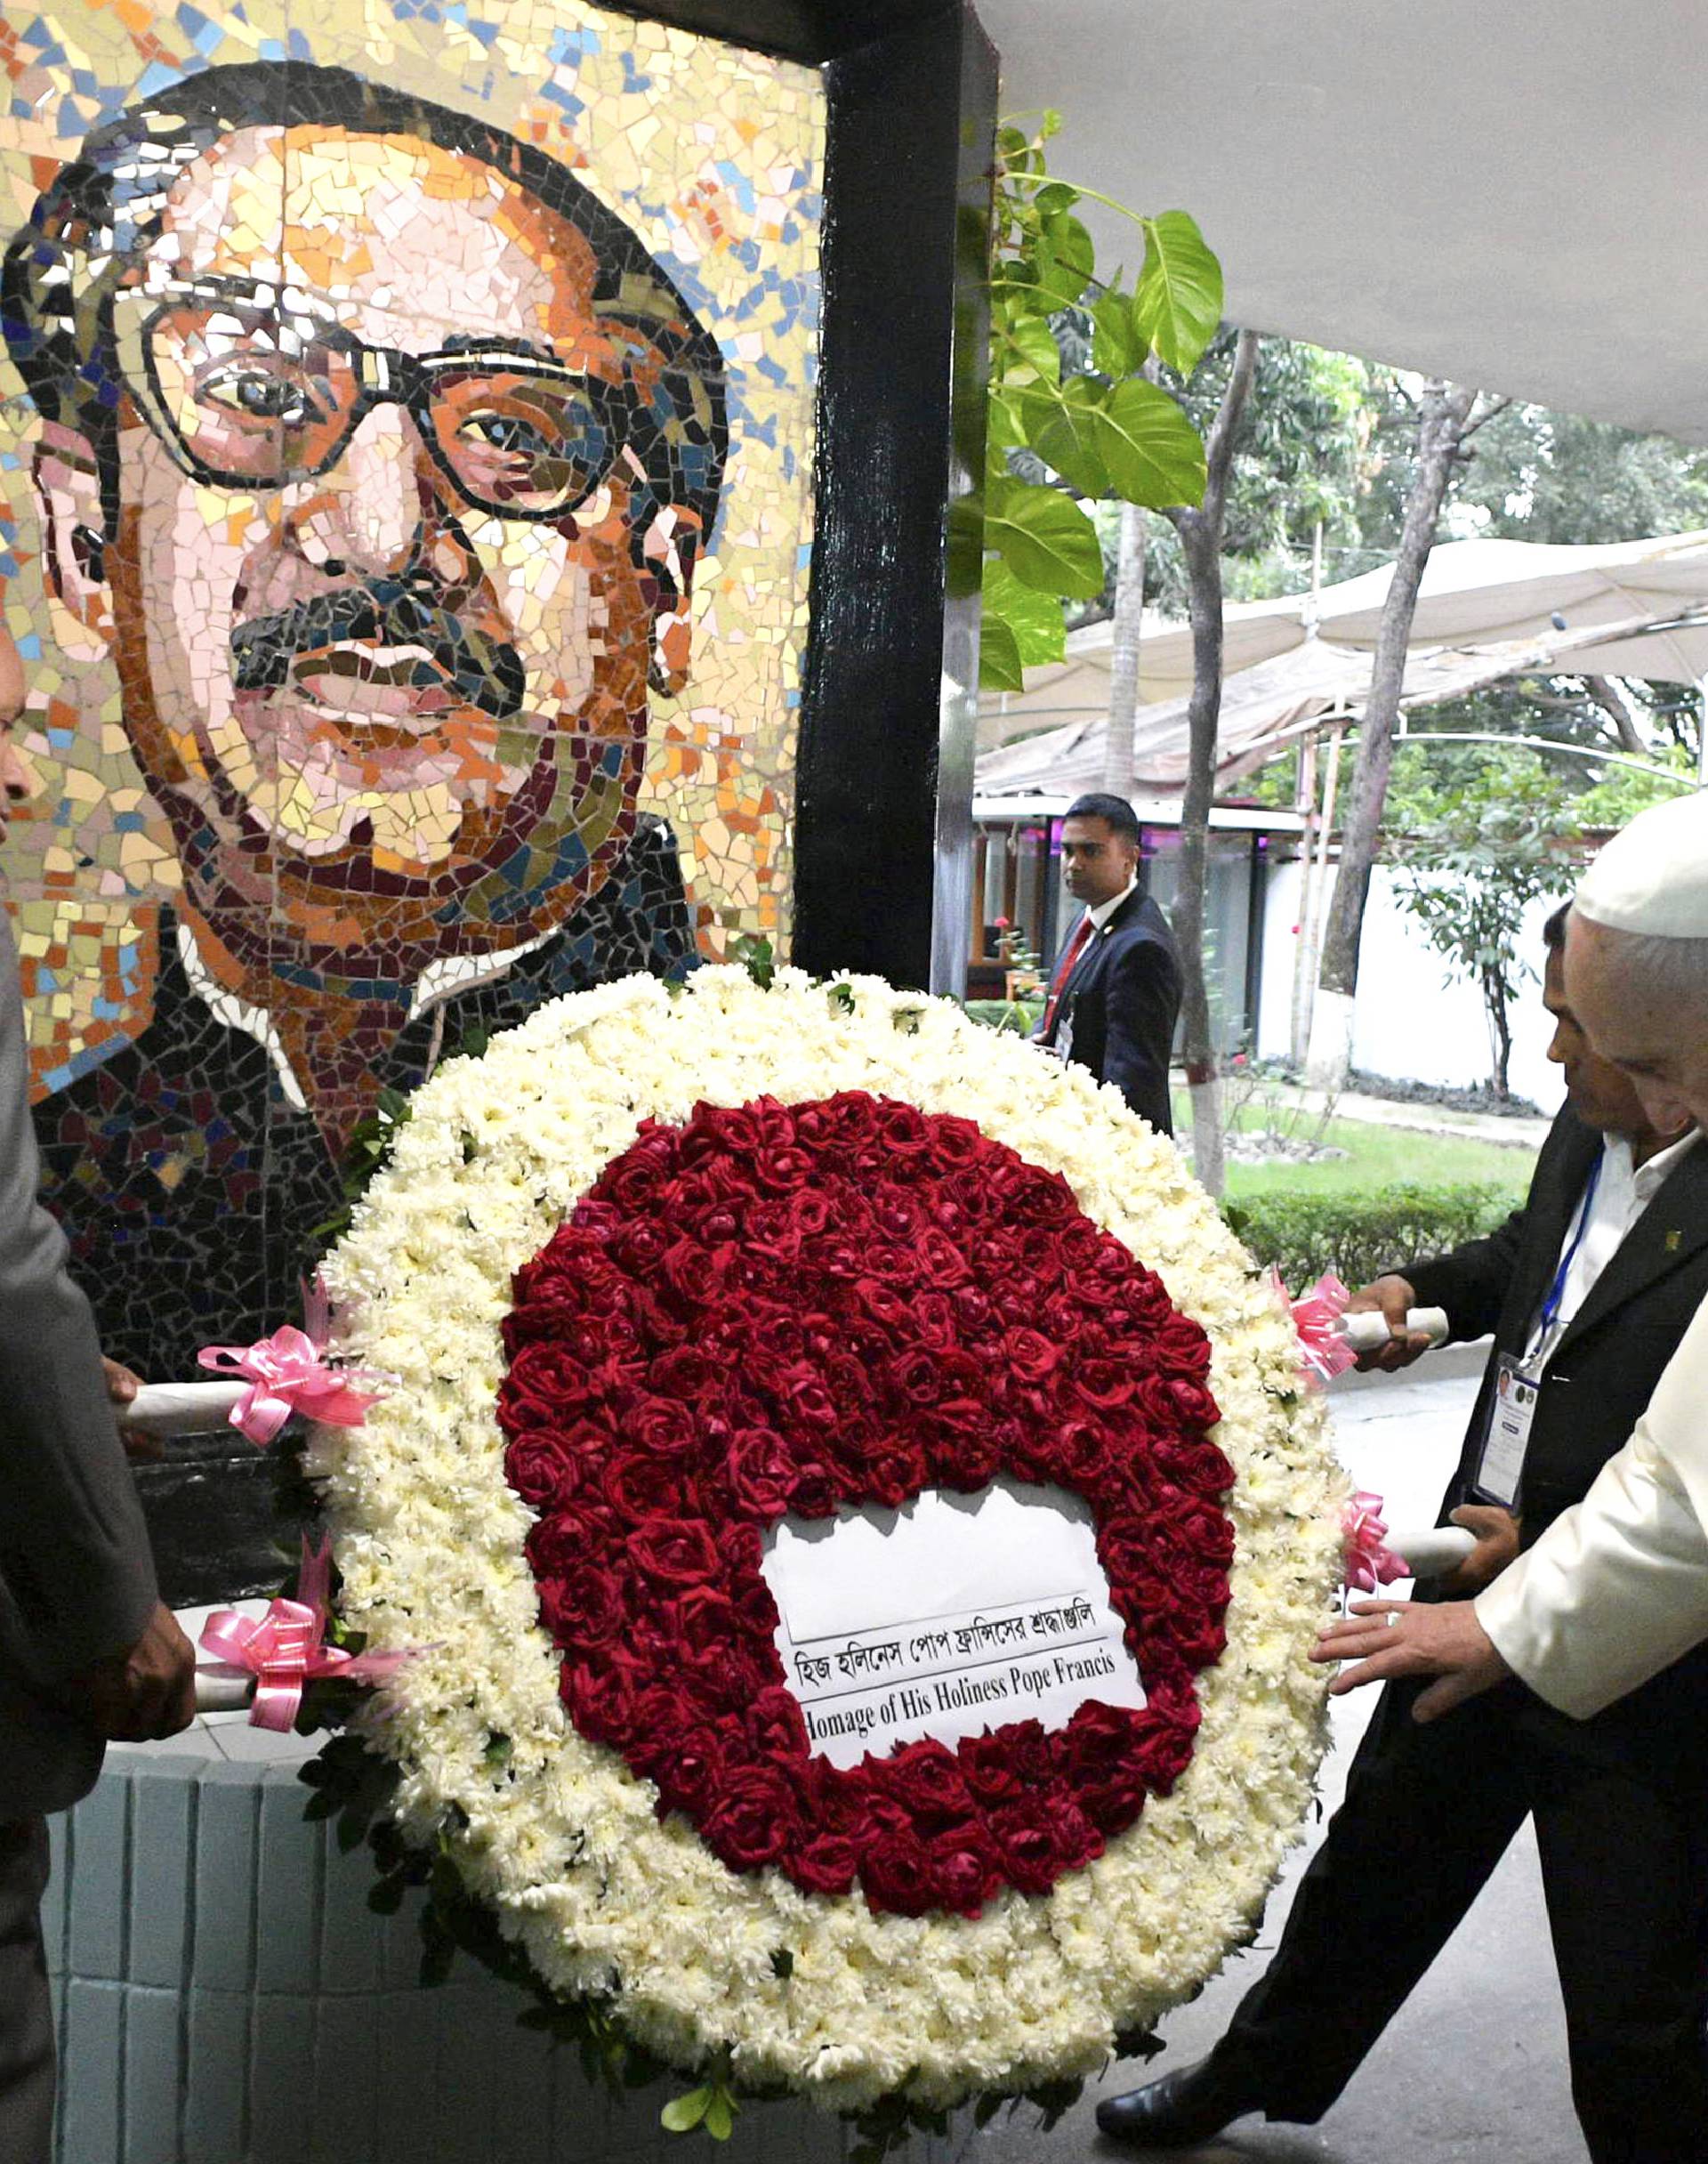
[0,1,823,1587]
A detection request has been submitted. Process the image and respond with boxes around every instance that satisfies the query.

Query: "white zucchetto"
[1575,792,1708,939]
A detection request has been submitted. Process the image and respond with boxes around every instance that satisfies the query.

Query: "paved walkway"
[1250,1081,1553,1152]
[971,1347,1588,2164]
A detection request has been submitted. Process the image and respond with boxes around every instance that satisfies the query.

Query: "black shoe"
[1095,2057,1262,2149]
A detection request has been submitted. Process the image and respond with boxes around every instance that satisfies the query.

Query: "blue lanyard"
[1537,1151,1603,1340]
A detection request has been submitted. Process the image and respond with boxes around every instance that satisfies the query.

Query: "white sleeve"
[1474,1296,1708,1719]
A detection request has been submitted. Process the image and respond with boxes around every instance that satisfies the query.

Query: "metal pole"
[1698,674,1707,789]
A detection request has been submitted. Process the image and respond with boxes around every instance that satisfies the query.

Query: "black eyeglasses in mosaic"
[114,280,635,520]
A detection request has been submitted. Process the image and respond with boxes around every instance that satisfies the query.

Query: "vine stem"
[997,166,1153,235]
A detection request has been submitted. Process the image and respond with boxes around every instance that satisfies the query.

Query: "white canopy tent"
[976,530,1708,789]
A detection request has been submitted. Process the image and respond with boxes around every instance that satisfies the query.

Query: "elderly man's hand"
[101,1354,164,1462]
[58,1602,197,1742]
[1437,1504,1521,1596]
[1311,1598,1512,1723]
[1344,1273,1434,1371]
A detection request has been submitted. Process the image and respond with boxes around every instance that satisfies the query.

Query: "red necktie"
[1042,914,1093,1037]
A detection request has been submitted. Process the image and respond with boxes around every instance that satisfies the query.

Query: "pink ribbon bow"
[197,1277,383,1445]
[1272,1268,1360,1389]
[1342,1490,1411,1595]
[197,1535,417,1732]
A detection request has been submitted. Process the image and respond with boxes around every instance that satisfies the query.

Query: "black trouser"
[0,1818,52,2164]
[1210,1677,1708,2164]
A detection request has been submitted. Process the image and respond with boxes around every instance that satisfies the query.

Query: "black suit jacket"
[1402,1105,1708,1756]
[1041,888,1182,1136]
[31,815,695,1603]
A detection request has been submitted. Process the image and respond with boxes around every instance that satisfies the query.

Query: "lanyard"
[1534,1152,1603,1350]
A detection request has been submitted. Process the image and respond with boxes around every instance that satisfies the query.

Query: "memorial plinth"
[51,1734,966,2164]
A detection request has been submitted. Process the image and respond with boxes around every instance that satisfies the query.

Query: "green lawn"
[1170,1094,1536,1203]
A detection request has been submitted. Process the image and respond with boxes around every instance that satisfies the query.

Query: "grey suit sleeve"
[0,915,157,1683]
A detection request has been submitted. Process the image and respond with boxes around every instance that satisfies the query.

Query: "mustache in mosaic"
[230,583,527,722]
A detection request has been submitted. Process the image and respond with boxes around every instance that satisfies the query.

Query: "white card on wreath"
[760,1476,1147,1769]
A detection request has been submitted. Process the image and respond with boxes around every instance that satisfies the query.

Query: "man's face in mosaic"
[36,125,701,981]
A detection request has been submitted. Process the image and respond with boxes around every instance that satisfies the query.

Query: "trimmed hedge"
[1221,1181,1519,1291]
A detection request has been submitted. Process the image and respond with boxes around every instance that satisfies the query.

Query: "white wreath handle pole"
[123,1380,248,1435]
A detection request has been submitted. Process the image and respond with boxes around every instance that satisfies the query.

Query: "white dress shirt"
[1524,1128,1700,1369]
[1082,873,1138,939]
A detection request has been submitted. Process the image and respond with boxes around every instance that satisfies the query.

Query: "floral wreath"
[310,966,1345,2125]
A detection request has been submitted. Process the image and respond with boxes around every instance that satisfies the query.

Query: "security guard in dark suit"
[1036,793,1182,1136]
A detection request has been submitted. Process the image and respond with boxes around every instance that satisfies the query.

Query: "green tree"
[979,114,1222,689]
[1452,405,1708,545]
[1392,758,1578,1097]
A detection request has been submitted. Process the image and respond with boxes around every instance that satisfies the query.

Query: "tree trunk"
[1102,504,1148,795]
[1485,967,1511,1098]
[1164,328,1261,1198]
[1583,674,1648,757]
[1305,380,1479,1088]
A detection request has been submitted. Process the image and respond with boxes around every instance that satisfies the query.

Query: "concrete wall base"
[46,1755,967,2164]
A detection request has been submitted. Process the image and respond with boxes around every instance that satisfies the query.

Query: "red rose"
[746,1684,810,1761]
[701,1765,799,1871]
[1154,1311,1213,1379]
[1081,1770,1148,1833]
[1165,1612,1229,1667]
[649,1731,729,1820]
[882,1347,943,1408]
[789,1832,859,1895]
[925,1821,1003,1917]
[847,1434,928,1511]
[878,1741,975,1826]
[673,1584,745,1659]
[649,1345,721,1402]
[628,1516,721,1586]
[871,1187,927,1243]
[912,1227,973,1289]
[853,1279,910,1332]
[528,1505,622,1577]
[1073,1360,1140,1411]
[753,1144,816,1192]
[961,1732,1026,1807]
[571,1197,625,1238]
[560,1651,641,1740]
[603,1449,693,1520]
[929,1419,1001,1490]
[628,1394,702,1460]
[1157,1498,1237,1567]
[771,1363,839,1429]
[536,1561,627,1650]
[988,1797,1079,1894]
[786,1189,834,1239]
[504,1427,590,1509]
[504,1339,599,1417]
[727,1426,810,1518]
[1063,1700,1141,1778]
[858,1826,936,1916]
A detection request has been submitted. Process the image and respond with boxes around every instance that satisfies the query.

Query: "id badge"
[1474,1353,1540,1506]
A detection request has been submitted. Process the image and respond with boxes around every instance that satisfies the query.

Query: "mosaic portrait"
[0,0,823,1472]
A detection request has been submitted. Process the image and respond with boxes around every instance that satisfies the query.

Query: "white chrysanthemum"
[309,968,1347,2112]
